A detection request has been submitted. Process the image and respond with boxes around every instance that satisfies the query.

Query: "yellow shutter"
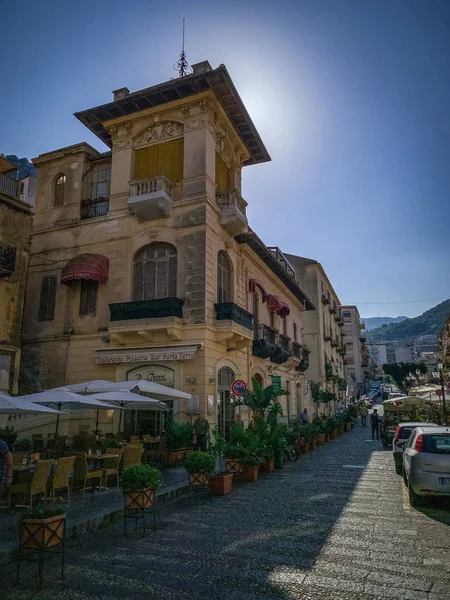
[133,139,184,183]
[215,152,231,192]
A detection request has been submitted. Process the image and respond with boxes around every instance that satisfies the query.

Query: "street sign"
[231,380,247,396]
[272,375,282,394]
[436,389,443,397]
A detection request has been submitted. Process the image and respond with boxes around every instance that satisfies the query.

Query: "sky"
[1,0,450,319]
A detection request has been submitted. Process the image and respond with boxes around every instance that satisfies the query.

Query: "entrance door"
[218,367,235,441]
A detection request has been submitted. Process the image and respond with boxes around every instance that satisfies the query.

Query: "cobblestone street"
[3,424,450,600]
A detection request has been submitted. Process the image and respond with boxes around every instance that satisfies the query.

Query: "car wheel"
[408,480,422,506]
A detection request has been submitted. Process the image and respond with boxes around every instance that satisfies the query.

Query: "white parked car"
[403,426,450,505]
[392,422,438,474]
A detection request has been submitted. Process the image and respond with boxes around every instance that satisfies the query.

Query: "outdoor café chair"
[8,459,55,510]
[12,452,28,466]
[49,456,76,503]
[121,445,142,470]
[102,448,123,488]
[73,452,103,496]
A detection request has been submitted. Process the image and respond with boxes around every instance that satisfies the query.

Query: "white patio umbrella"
[0,392,64,415]
[15,389,118,437]
[85,379,192,401]
[57,380,113,394]
[91,390,169,433]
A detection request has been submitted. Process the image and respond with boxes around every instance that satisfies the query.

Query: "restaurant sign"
[95,346,197,364]
[127,365,175,387]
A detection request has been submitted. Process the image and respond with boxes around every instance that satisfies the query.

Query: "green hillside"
[366,299,450,341]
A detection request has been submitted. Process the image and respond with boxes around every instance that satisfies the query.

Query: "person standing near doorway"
[300,408,309,424]
[193,413,210,451]
[360,405,368,427]
[370,409,380,440]
[0,438,12,502]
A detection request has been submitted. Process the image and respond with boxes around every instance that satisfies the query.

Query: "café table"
[86,454,119,492]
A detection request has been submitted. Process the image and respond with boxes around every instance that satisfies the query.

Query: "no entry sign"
[231,380,247,396]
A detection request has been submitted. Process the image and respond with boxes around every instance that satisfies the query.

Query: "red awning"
[248,279,267,302]
[266,294,290,317]
[61,253,109,285]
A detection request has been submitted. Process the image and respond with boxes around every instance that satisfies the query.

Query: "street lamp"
[432,360,448,425]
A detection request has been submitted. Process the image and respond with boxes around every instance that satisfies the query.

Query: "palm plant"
[236,377,287,423]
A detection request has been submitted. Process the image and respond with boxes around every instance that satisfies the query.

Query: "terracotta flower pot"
[20,514,66,550]
[260,460,275,473]
[243,465,259,482]
[189,471,210,486]
[337,428,344,436]
[226,459,242,474]
[330,430,337,439]
[125,488,154,510]
[295,438,305,452]
[208,473,233,496]
[317,433,326,445]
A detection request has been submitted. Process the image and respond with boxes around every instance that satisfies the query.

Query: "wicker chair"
[121,445,142,470]
[8,459,54,510]
[12,452,28,466]
[73,452,103,495]
[102,448,123,488]
[49,456,76,503]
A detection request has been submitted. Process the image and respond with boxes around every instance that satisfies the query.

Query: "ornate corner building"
[20,61,316,437]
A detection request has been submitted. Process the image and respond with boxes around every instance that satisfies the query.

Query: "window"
[253,292,259,330]
[282,316,288,336]
[345,340,353,348]
[270,311,275,329]
[91,168,111,200]
[343,311,351,320]
[79,280,98,316]
[253,373,263,388]
[54,174,66,207]
[20,181,25,194]
[38,275,57,321]
[217,252,232,303]
[133,243,177,301]
[321,280,324,293]
[293,322,298,343]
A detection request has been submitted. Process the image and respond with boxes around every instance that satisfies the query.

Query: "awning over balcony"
[61,253,109,285]
[266,294,290,317]
[248,279,267,302]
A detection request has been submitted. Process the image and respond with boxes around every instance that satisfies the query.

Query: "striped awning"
[248,279,267,302]
[61,253,109,284]
[266,294,290,317]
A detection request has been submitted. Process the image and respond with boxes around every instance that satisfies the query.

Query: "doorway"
[217,366,235,441]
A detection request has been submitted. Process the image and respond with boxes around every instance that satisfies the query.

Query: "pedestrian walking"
[360,405,368,426]
[370,409,380,440]
[193,413,210,451]
[300,408,309,424]
[0,438,12,502]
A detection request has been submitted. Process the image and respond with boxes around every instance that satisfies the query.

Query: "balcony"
[216,189,248,235]
[108,297,184,344]
[292,342,302,360]
[321,293,330,305]
[334,314,342,323]
[331,338,339,348]
[329,302,337,314]
[271,333,291,365]
[324,329,332,342]
[296,347,310,372]
[0,173,19,199]
[267,247,296,280]
[0,243,16,277]
[214,302,254,350]
[359,335,366,343]
[80,197,109,220]
[128,176,172,221]
[252,324,277,359]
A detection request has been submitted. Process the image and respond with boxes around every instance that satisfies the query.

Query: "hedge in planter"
[208,428,234,496]
[184,451,216,486]
[120,464,161,511]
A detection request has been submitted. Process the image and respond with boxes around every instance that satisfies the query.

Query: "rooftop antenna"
[174,19,192,77]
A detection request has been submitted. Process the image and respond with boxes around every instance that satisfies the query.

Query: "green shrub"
[166,422,194,451]
[312,417,326,433]
[104,438,121,448]
[20,502,65,521]
[224,443,246,460]
[120,464,161,491]
[184,451,216,473]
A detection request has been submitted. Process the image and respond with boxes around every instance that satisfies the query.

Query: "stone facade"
[340,305,367,396]
[19,63,314,438]
[0,159,32,394]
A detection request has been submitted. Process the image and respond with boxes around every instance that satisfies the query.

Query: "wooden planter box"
[167,449,188,465]
[209,473,233,496]
[20,514,66,550]
[124,488,154,510]
[243,465,259,482]
[260,460,275,473]
[316,433,326,445]
[189,471,210,486]
[226,459,242,474]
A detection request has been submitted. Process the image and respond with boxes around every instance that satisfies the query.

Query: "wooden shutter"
[217,252,231,303]
[134,243,177,301]
[133,140,183,183]
[168,254,177,297]
[133,258,144,301]
[215,153,231,193]
[38,275,57,321]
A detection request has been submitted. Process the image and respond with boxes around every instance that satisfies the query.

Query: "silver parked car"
[403,426,450,505]
[392,422,439,475]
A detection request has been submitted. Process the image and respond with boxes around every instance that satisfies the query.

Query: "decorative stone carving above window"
[113,138,132,151]
[134,121,184,148]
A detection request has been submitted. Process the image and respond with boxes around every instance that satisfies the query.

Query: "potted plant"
[20,502,66,551]
[242,454,261,482]
[208,427,234,496]
[184,451,216,486]
[325,417,338,439]
[166,422,194,464]
[312,417,326,445]
[120,464,161,510]
[224,442,245,474]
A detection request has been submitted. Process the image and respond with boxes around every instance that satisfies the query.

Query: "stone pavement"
[2,424,450,600]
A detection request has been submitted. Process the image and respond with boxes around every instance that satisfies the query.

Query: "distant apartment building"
[285,255,346,401]
[392,343,413,363]
[367,342,388,366]
[19,174,37,209]
[340,305,366,396]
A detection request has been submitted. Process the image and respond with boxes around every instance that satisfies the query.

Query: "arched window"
[252,292,259,331]
[54,174,66,207]
[293,322,298,343]
[253,373,263,389]
[217,251,232,303]
[133,243,177,301]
